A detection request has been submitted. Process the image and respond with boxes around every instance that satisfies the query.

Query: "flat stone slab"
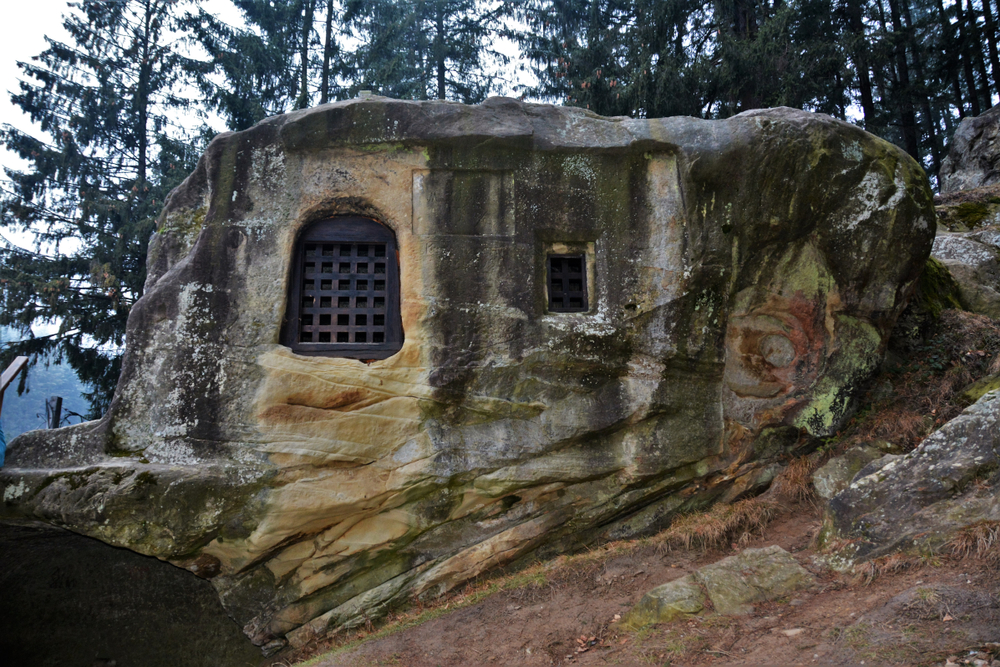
[621,574,707,629]
[698,545,815,615]
[624,545,815,628]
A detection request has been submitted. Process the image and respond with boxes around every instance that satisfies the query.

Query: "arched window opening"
[283,216,403,358]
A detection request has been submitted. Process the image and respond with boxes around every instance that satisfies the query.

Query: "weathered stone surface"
[622,574,706,628]
[696,545,815,615]
[932,233,1000,319]
[812,445,887,500]
[623,545,814,627]
[0,521,259,666]
[935,184,1000,232]
[960,372,1000,404]
[940,105,1000,193]
[825,389,1000,563]
[0,98,934,649]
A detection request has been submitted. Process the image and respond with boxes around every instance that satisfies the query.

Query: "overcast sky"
[0,0,244,176]
[0,1,72,157]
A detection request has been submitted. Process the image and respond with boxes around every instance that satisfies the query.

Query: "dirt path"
[276,501,999,667]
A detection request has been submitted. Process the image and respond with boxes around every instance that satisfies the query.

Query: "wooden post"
[46,396,63,429]
[0,356,29,420]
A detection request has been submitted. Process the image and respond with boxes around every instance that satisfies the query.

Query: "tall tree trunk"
[936,0,968,116]
[736,0,760,110]
[968,0,995,106]
[886,0,919,158]
[296,0,316,109]
[982,0,1000,98]
[901,0,941,174]
[435,1,446,99]
[846,0,876,126]
[137,0,154,188]
[872,0,893,124]
[956,0,982,114]
[320,0,334,104]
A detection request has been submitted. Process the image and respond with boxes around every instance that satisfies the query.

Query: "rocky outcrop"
[824,389,1000,563]
[940,105,1000,193]
[623,545,814,628]
[935,184,1000,231]
[931,232,1000,319]
[812,444,896,500]
[0,98,934,651]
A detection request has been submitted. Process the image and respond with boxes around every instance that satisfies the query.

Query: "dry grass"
[767,455,823,502]
[652,497,777,552]
[948,520,1000,568]
[853,552,914,586]
[291,566,553,665]
[823,310,1000,458]
[860,407,928,445]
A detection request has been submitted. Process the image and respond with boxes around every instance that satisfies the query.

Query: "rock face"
[940,105,1000,193]
[931,232,1000,319]
[0,98,934,650]
[0,522,260,666]
[825,389,1000,562]
[812,444,892,500]
[623,545,814,628]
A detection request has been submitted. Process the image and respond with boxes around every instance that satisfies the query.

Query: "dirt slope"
[268,500,999,667]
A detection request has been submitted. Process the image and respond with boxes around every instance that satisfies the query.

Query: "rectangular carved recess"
[548,254,588,312]
[299,242,388,345]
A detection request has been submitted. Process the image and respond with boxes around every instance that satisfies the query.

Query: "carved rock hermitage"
[0,98,935,651]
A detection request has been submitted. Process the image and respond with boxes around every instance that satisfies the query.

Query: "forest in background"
[0,0,996,418]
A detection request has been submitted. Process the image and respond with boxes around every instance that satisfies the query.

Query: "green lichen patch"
[958,373,1000,405]
[159,205,207,243]
[935,182,1000,231]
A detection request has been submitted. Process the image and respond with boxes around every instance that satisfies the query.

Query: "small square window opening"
[547,254,589,313]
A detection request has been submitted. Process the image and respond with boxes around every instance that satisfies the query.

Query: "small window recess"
[544,241,595,314]
[282,216,403,359]
[547,255,588,312]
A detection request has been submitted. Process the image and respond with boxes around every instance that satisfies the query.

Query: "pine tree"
[188,1,306,130]
[0,0,207,417]
[520,0,849,118]
[346,0,510,102]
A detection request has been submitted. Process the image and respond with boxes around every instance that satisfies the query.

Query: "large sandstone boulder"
[0,98,934,651]
[940,104,1000,193]
[824,389,1000,563]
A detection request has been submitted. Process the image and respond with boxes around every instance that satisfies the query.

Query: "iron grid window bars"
[283,216,403,358]
[547,254,588,312]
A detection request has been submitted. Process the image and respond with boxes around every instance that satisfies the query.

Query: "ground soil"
[267,500,1000,667]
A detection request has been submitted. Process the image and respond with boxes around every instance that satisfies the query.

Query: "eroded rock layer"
[0,98,934,651]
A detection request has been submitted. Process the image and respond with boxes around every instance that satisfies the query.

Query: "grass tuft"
[853,552,913,585]
[652,497,777,552]
[767,455,822,502]
[947,520,1000,568]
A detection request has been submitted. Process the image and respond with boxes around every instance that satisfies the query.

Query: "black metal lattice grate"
[298,242,389,344]
[547,254,588,312]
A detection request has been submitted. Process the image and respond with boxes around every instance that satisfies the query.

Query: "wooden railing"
[0,356,29,420]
